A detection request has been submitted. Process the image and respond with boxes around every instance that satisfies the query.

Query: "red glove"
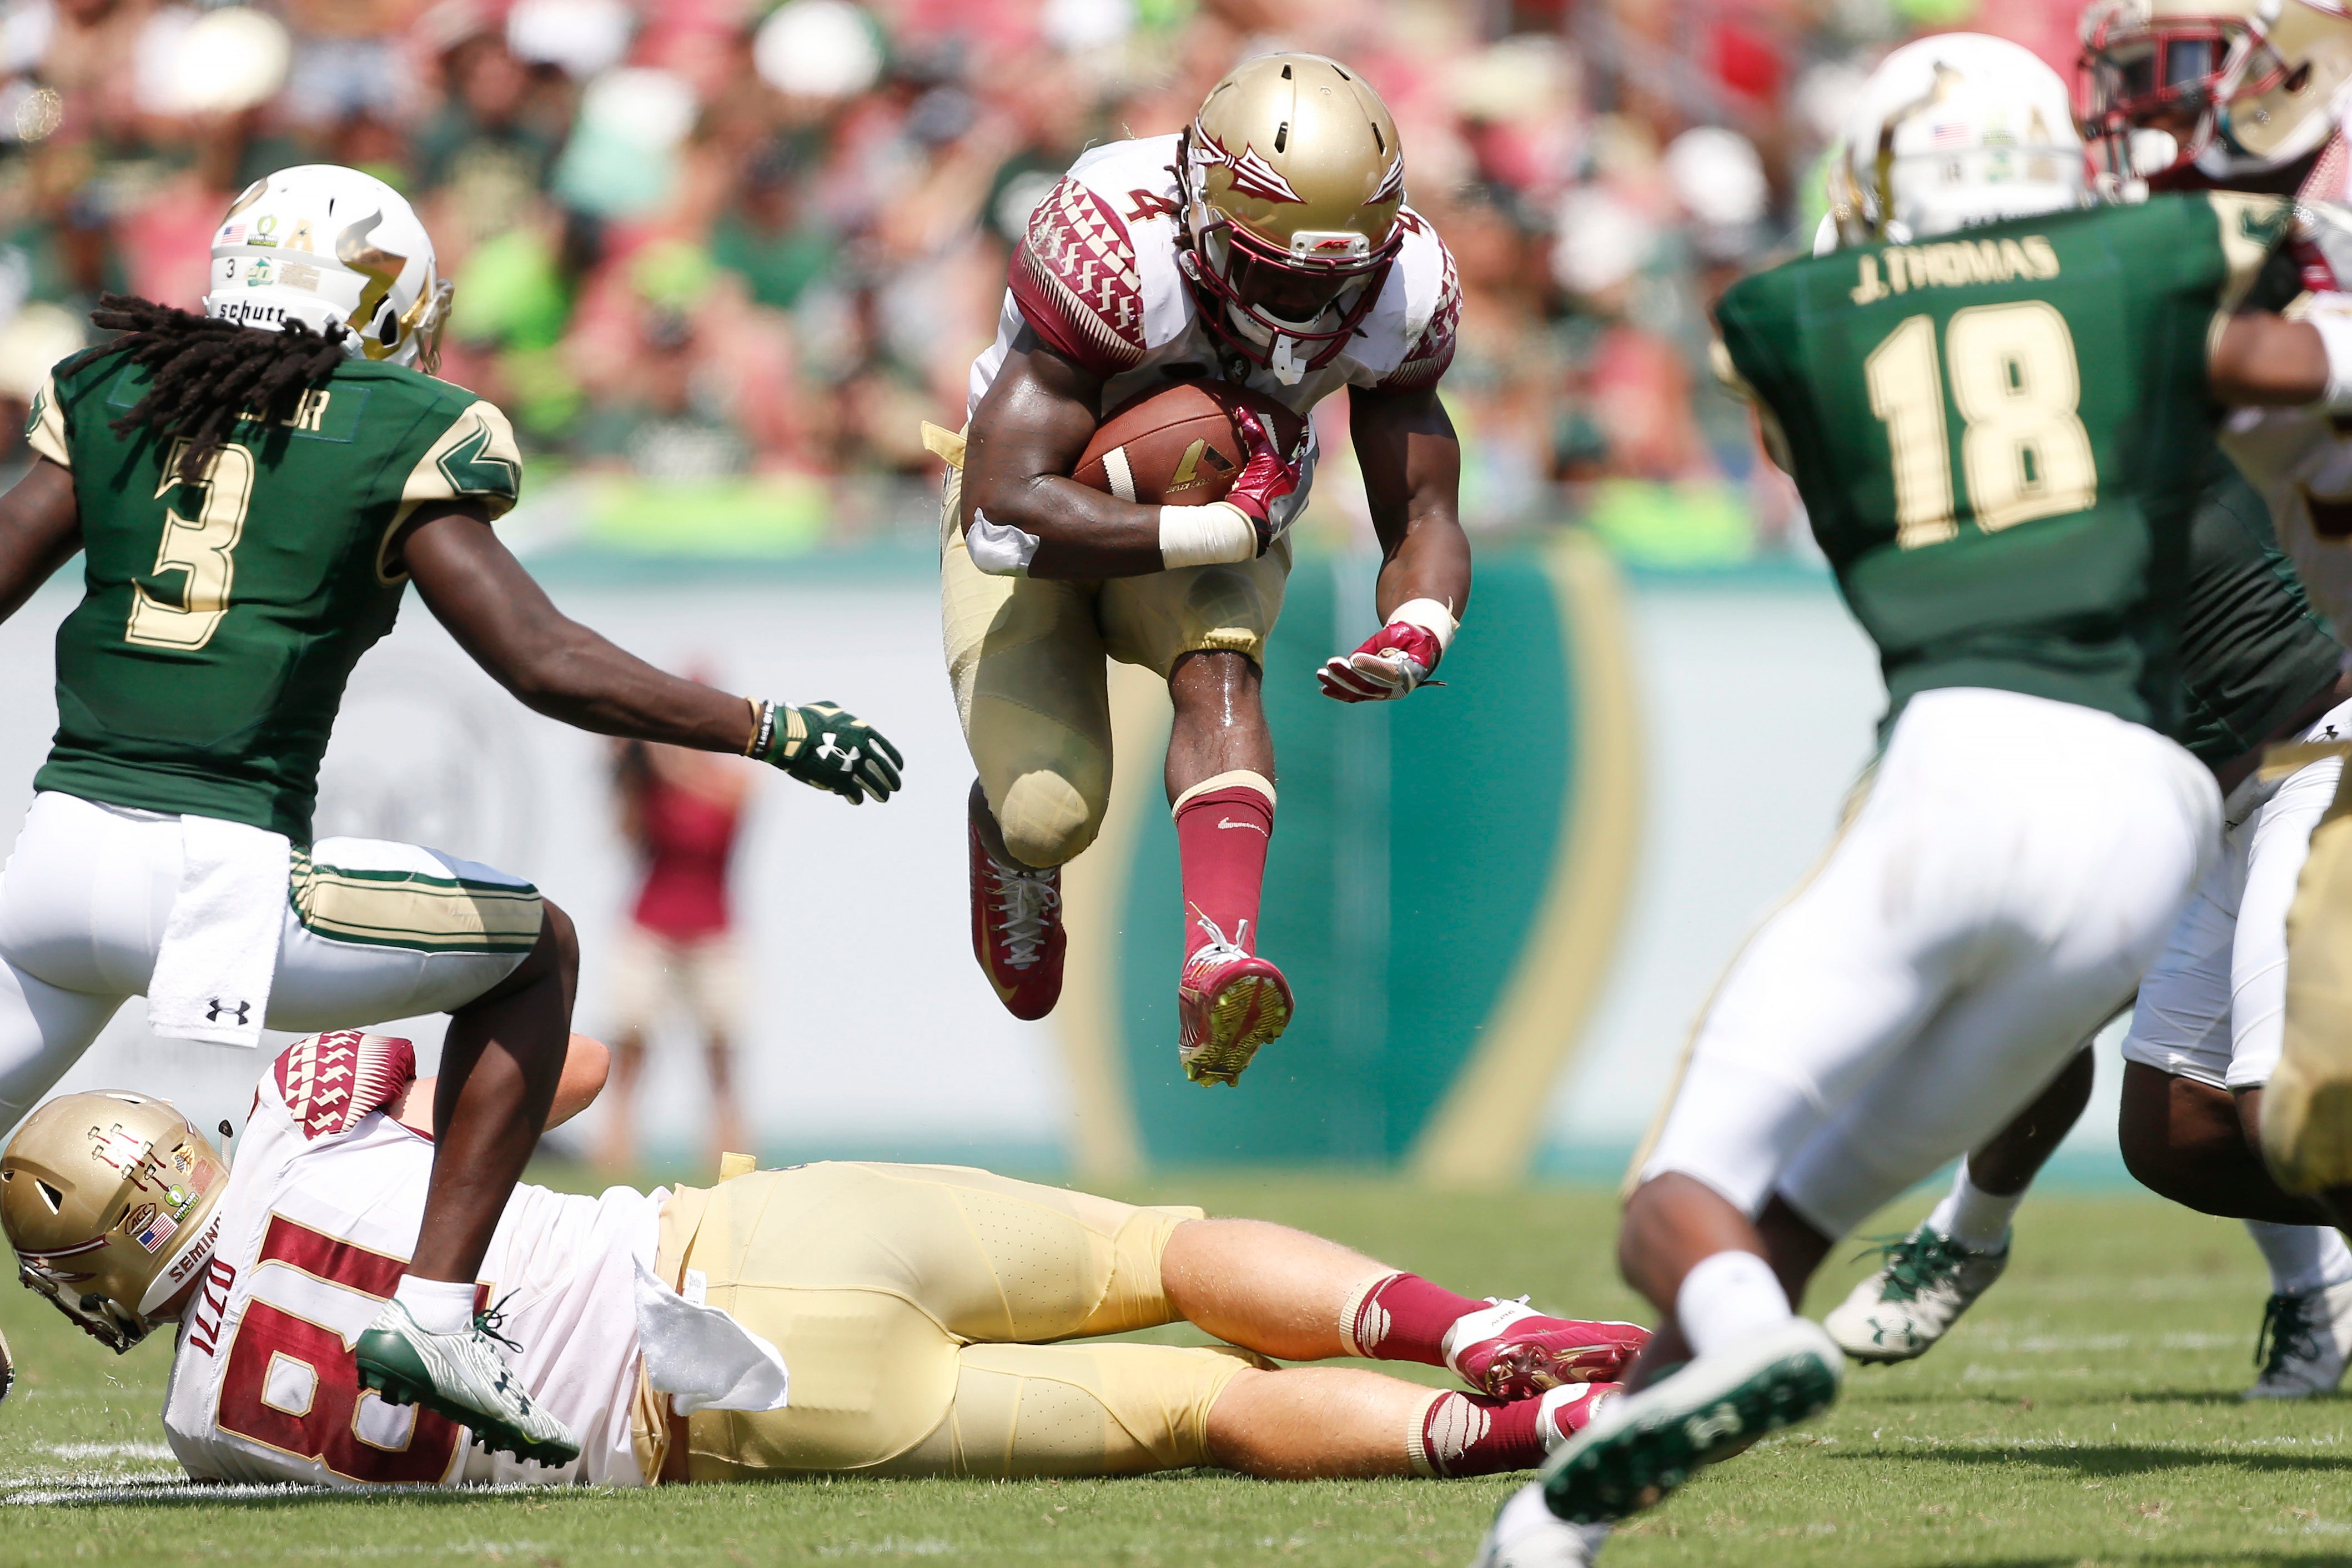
[1318,620,1444,702]
[1223,405,1302,554]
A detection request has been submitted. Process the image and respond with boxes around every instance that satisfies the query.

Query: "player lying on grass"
[0,164,902,1470]
[938,51,1469,1087]
[1477,33,2352,1568]
[1,1030,1646,1488]
[1823,0,2352,1401]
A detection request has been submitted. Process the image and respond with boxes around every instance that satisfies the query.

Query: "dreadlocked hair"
[85,293,351,483]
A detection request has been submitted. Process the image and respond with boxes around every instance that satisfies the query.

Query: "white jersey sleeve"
[160,1032,655,1489]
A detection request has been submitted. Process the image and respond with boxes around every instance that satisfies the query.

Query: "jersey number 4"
[125,439,254,651]
[1864,303,2098,549]
[213,1214,470,1484]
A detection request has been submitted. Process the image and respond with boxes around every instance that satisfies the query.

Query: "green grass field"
[3,1169,2348,1567]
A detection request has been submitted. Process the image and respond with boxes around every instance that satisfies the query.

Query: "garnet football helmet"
[2,1093,229,1352]
[2082,0,2352,181]
[1176,53,1406,384]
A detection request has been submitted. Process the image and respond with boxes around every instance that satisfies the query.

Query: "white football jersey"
[160,1032,656,1488]
[966,133,1460,531]
[2219,157,2352,650]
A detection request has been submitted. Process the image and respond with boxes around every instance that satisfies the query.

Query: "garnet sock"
[1341,1271,1488,1364]
[1411,1391,1545,1477]
[1172,771,1275,959]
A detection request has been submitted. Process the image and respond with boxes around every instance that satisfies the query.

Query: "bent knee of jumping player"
[994,770,1102,867]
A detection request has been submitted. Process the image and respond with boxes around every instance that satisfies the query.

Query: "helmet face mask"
[2,1093,229,1354]
[1174,53,1408,382]
[2080,0,2352,182]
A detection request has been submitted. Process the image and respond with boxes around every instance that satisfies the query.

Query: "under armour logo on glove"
[756,700,905,805]
[205,999,252,1025]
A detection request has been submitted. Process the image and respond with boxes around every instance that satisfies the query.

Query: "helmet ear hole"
[375,305,398,348]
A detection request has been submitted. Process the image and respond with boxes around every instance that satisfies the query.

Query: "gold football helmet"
[1178,52,1406,381]
[2,1093,229,1352]
[2082,0,2352,179]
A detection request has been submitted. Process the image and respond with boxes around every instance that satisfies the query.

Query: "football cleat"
[1470,1480,1609,1568]
[1823,1228,2008,1364]
[1176,922,1292,1086]
[354,1299,580,1469]
[1445,1297,1651,1399]
[2247,1280,2352,1399]
[1541,1318,1842,1526]
[1538,1382,1621,1453]
[969,816,1064,1021]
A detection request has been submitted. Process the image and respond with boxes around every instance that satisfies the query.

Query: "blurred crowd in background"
[0,0,2086,565]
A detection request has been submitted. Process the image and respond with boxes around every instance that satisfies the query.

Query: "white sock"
[1675,1250,1792,1359]
[2245,1221,2352,1296]
[1924,1159,2024,1254]
[392,1275,475,1335]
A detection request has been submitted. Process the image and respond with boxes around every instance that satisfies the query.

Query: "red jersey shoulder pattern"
[1009,175,1150,375]
[272,1031,416,1142]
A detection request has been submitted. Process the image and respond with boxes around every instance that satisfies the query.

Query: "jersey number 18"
[1864,302,2099,549]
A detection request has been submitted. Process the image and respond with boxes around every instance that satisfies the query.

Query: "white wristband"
[1159,502,1258,569]
[1386,596,1460,654]
[2315,305,2352,413]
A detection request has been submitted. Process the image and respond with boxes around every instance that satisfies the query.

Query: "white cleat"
[1823,1227,2008,1364]
[2247,1280,2352,1399]
[1469,1482,1610,1568]
[353,1299,580,1467]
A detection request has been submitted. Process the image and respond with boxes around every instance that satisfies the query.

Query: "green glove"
[756,700,904,805]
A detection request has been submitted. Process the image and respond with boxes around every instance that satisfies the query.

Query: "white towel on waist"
[631,1253,790,1415]
[145,815,290,1048]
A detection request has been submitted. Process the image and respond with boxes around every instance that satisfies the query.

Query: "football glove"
[755,701,904,805]
[1319,600,1457,702]
[1223,405,1303,555]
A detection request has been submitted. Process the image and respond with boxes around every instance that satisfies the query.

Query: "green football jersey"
[1715,192,2297,737]
[2176,449,2341,765]
[24,351,524,841]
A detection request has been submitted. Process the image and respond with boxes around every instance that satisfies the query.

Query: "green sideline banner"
[1051,536,1642,1183]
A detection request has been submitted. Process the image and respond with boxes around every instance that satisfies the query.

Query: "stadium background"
[0,0,2135,1184]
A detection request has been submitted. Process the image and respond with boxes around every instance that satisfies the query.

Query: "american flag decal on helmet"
[273,1032,417,1140]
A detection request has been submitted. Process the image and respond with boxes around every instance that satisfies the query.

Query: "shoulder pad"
[1008,136,1193,371]
[269,1031,417,1142]
[1371,212,1460,390]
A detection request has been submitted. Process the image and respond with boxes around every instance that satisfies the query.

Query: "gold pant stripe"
[289,851,544,954]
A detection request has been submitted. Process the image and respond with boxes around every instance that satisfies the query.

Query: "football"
[1070,379,1307,507]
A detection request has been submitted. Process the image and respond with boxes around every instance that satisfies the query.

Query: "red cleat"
[970,816,1064,1021]
[1539,1381,1624,1453]
[1445,1298,1650,1399]
[1176,922,1292,1086]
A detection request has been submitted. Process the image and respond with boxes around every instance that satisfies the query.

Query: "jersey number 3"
[1864,303,2098,549]
[125,439,254,651]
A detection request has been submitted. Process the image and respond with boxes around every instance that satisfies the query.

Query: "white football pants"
[0,792,538,1134]
[1641,687,2220,1239]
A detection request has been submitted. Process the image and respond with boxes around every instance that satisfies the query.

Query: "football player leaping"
[1826,0,2352,1400]
[1474,34,2352,1566]
[0,167,902,1468]
[937,52,1469,1085]
[1,1032,1646,1487]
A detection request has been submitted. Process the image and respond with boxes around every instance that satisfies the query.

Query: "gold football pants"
[2271,747,2352,1190]
[937,446,1291,870]
[649,1162,1259,1480]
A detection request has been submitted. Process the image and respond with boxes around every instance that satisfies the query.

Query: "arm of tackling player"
[961,329,1294,580]
[397,1032,611,1135]
[401,506,903,803]
[1320,383,1472,702]
[0,458,83,625]
[2209,309,2335,405]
